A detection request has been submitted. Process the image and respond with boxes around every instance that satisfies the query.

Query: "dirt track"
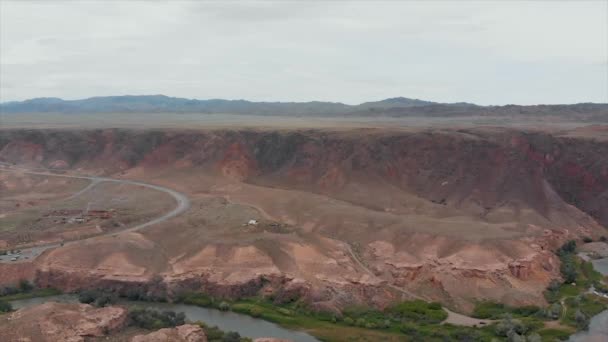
[0,166,191,262]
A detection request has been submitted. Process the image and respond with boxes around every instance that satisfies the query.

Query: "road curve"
[0,167,191,262]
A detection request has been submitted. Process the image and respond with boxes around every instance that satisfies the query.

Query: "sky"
[0,0,606,105]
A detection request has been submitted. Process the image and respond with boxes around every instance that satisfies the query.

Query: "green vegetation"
[561,295,608,329]
[175,240,608,341]
[541,239,608,334]
[473,302,542,320]
[537,328,574,341]
[128,307,185,330]
[194,321,252,342]
[0,300,12,313]
[0,279,61,302]
[179,293,497,342]
[387,300,448,323]
[493,316,544,341]
[78,289,118,307]
[0,280,60,314]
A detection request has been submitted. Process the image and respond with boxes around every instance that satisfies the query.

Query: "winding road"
[0,166,191,262]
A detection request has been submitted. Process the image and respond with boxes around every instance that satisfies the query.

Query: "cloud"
[1,0,606,105]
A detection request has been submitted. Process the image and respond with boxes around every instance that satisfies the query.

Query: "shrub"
[494,316,532,337]
[78,289,117,307]
[557,240,576,256]
[222,331,242,342]
[600,236,607,242]
[249,307,262,318]
[276,307,292,316]
[389,300,448,323]
[128,308,185,330]
[218,301,230,311]
[574,309,589,329]
[344,317,354,325]
[355,318,366,327]
[428,302,442,310]
[17,280,33,293]
[0,286,19,297]
[78,290,97,304]
[473,302,506,319]
[544,303,561,320]
[582,237,593,243]
[0,300,12,313]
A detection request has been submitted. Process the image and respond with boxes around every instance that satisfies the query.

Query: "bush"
[18,280,33,293]
[557,240,576,256]
[195,321,253,342]
[473,302,506,319]
[494,316,528,337]
[544,303,561,320]
[249,307,262,318]
[78,290,97,304]
[356,318,366,327]
[128,308,185,330]
[344,317,354,325]
[78,289,117,307]
[0,300,12,313]
[582,237,593,243]
[389,300,448,323]
[0,286,19,297]
[600,236,607,242]
[218,301,230,311]
[222,331,242,342]
[574,309,589,329]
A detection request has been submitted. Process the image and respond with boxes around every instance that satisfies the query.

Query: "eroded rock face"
[0,302,127,342]
[1,128,607,313]
[131,324,207,342]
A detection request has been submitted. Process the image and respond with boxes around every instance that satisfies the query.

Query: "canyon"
[1,126,607,316]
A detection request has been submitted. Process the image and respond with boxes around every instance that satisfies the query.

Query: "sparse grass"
[0,287,61,301]
[472,301,542,320]
[537,328,574,341]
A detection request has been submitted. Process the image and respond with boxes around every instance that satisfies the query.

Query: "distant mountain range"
[1,95,607,119]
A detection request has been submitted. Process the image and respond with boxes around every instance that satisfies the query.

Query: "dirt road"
[0,166,191,262]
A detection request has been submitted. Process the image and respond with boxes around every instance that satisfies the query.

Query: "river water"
[568,257,608,342]
[9,295,320,342]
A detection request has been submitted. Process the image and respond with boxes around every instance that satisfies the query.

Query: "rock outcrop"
[131,324,207,342]
[0,302,127,342]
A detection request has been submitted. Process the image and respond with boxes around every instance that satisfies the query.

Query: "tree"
[560,255,578,283]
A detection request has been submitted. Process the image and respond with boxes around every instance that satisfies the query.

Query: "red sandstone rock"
[131,324,207,342]
[0,302,127,342]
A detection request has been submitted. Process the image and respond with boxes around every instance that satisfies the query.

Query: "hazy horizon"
[1,1,607,105]
[1,93,607,107]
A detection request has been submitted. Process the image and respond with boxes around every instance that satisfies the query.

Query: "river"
[568,256,608,342]
[9,295,320,342]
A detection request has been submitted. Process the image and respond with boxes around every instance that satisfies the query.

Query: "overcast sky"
[0,1,606,105]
